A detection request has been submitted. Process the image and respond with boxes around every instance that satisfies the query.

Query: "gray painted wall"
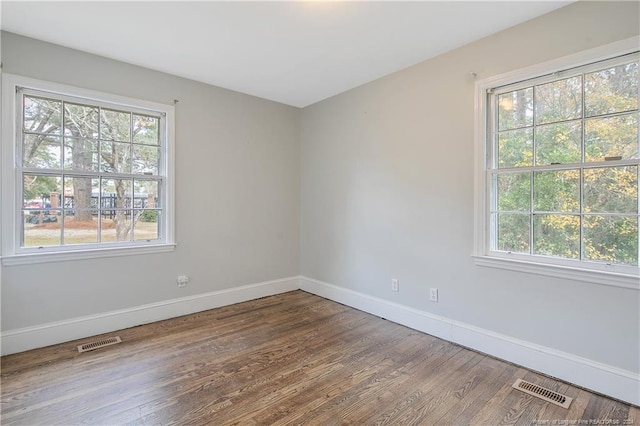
[300,1,640,373]
[1,1,638,377]
[1,32,301,330]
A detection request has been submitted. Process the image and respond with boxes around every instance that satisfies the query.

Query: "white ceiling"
[1,1,571,108]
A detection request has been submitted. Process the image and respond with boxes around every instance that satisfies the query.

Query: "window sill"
[1,243,176,266]
[473,255,639,290]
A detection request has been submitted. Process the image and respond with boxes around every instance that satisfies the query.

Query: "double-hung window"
[1,75,175,264]
[474,40,639,286]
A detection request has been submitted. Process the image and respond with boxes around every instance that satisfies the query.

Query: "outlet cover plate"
[429,288,438,302]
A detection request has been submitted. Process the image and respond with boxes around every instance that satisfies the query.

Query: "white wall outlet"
[429,288,438,302]
[391,279,399,292]
[177,275,189,287]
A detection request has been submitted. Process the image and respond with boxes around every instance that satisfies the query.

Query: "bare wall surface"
[1,1,639,381]
[1,32,301,330]
[300,1,640,374]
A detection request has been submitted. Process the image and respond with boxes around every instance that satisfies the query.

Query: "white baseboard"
[1,276,300,356]
[299,276,640,406]
[3,274,638,406]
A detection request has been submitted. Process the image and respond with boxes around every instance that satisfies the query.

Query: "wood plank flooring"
[1,290,636,425]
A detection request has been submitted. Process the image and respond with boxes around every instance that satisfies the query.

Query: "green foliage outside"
[22,94,162,245]
[23,175,59,202]
[139,210,158,223]
[493,61,639,266]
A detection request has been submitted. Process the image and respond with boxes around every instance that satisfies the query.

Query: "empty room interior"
[1,1,639,424]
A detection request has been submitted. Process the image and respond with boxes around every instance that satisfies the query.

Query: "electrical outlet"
[177,275,189,287]
[391,279,399,292]
[429,288,438,302]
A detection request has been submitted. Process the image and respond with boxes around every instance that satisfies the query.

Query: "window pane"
[488,54,640,270]
[134,180,160,209]
[584,215,638,265]
[23,210,60,247]
[496,213,530,253]
[585,61,638,117]
[584,166,638,213]
[533,214,580,259]
[585,114,638,161]
[101,141,132,173]
[132,144,159,175]
[16,81,169,253]
[64,176,99,212]
[496,172,530,211]
[535,121,581,165]
[133,115,159,145]
[497,128,533,168]
[101,178,132,209]
[133,210,160,241]
[533,170,580,212]
[100,109,131,142]
[100,214,132,243]
[23,96,62,135]
[63,210,98,245]
[64,103,98,139]
[23,134,61,169]
[497,88,533,131]
[99,178,133,242]
[23,174,62,209]
[63,138,99,172]
[100,178,132,244]
[535,76,582,125]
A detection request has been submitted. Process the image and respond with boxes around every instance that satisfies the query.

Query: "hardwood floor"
[1,290,637,425]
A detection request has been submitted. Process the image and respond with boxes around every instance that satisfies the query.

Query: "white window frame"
[1,74,176,265]
[473,37,640,290]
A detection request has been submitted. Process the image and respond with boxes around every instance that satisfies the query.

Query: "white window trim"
[1,74,176,265]
[473,36,640,290]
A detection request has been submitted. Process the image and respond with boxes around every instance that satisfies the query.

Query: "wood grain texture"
[1,291,636,425]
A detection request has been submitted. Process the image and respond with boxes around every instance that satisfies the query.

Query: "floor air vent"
[77,336,122,353]
[512,379,572,409]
